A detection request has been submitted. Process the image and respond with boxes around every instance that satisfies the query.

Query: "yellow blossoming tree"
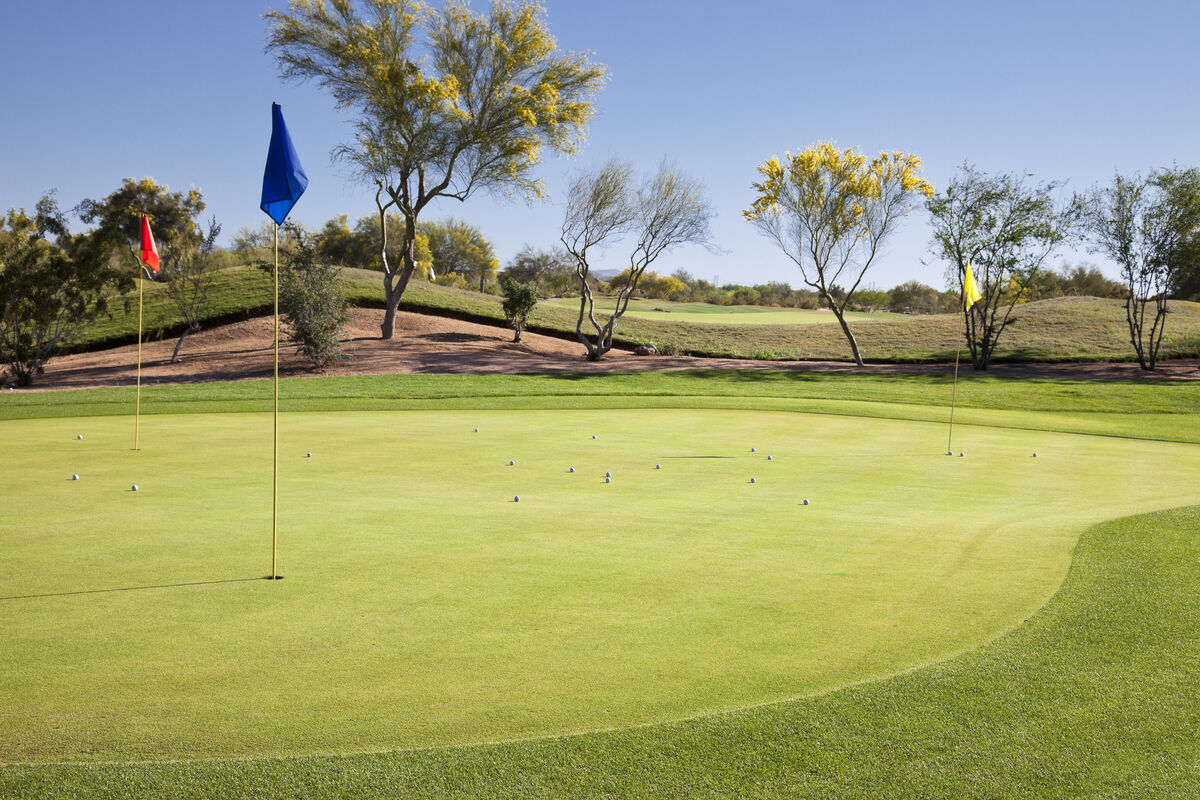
[744,142,933,366]
[267,0,607,339]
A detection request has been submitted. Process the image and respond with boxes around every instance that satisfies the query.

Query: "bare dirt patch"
[15,308,1200,391]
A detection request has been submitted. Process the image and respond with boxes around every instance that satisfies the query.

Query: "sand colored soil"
[16,308,1200,391]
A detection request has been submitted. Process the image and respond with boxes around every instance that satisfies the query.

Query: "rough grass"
[73,266,1200,362]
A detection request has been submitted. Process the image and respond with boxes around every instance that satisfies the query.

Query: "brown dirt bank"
[12,309,1200,391]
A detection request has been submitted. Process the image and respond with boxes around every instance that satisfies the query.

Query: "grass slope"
[75,266,1200,362]
[539,295,900,324]
[3,502,1196,798]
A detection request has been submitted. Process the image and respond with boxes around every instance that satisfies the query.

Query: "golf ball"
[750,447,756,452]
[474,428,479,432]
[305,452,312,458]
[131,484,139,492]
[76,435,83,440]
[592,435,597,439]
[655,464,661,470]
[767,455,773,461]
[1032,452,1038,457]
[72,474,79,481]
[946,450,953,456]
[569,467,575,473]
[605,471,611,477]
[750,477,756,483]
[514,495,520,502]
[509,460,515,466]
[605,477,611,483]
[959,452,965,457]
[803,499,809,505]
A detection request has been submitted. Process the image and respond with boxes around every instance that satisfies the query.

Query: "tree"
[279,225,351,369]
[500,276,538,341]
[418,217,497,292]
[744,142,933,366]
[266,0,606,339]
[1087,168,1200,370]
[0,194,132,386]
[161,218,222,362]
[927,164,1082,370]
[888,281,942,314]
[503,245,574,294]
[76,177,205,275]
[562,158,714,361]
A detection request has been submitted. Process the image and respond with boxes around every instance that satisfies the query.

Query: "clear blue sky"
[2,0,1198,290]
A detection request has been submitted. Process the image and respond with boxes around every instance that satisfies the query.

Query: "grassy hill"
[77,265,1200,363]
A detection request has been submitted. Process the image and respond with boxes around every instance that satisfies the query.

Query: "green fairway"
[4,402,1200,765]
[539,295,898,325]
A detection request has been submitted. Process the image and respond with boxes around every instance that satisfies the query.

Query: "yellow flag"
[963,263,982,308]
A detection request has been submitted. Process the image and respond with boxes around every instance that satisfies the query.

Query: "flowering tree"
[744,142,933,366]
[267,0,606,339]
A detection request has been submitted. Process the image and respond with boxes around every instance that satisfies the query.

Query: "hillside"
[76,266,1200,364]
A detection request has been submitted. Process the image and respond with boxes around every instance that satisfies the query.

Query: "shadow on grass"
[0,576,265,602]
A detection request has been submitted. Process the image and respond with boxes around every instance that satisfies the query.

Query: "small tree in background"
[927,164,1082,370]
[501,276,538,342]
[503,245,575,295]
[0,194,131,385]
[76,177,204,277]
[744,142,933,366]
[161,217,221,362]
[419,218,498,292]
[278,226,350,369]
[562,158,714,361]
[1088,167,1200,370]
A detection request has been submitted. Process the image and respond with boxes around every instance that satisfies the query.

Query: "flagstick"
[272,223,280,580]
[946,346,961,455]
[134,264,144,451]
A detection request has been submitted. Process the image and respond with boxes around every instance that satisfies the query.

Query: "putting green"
[2,408,1198,763]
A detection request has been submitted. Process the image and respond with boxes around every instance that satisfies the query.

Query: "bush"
[501,277,538,342]
[279,227,350,368]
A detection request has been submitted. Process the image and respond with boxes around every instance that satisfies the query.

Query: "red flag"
[140,214,160,272]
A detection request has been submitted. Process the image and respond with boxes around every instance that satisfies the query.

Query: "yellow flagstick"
[272,223,280,580]
[946,346,961,455]
[134,260,145,451]
[949,263,982,454]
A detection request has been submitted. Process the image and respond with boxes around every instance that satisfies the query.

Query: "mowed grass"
[539,295,899,325]
[72,265,1200,362]
[1,374,1199,797]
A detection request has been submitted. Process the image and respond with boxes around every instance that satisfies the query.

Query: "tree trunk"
[831,306,864,366]
[380,217,418,340]
[170,322,201,363]
[512,323,522,343]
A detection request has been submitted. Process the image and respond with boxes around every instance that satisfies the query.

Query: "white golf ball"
[509,460,515,466]
[72,474,79,481]
[767,455,773,461]
[803,498,809,505]
[1032,452,1038,458]
[474,428,479,433]
[305,452,312,458]
[959,452,965,457]
[131,484,139,492]
[605,471,611,477]
[569,467,575,473]
[605,477,611,483]
[655,464,661,470]
[750,477,756,483]
[514,495,520,502]
[592,435,597,439]
[76,435,83,440]
[750,447,756,452]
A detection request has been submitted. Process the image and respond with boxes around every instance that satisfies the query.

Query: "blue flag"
[260,102,308,225]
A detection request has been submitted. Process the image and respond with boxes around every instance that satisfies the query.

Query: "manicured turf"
[1,373,1198,797]
[540,295,899,325]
